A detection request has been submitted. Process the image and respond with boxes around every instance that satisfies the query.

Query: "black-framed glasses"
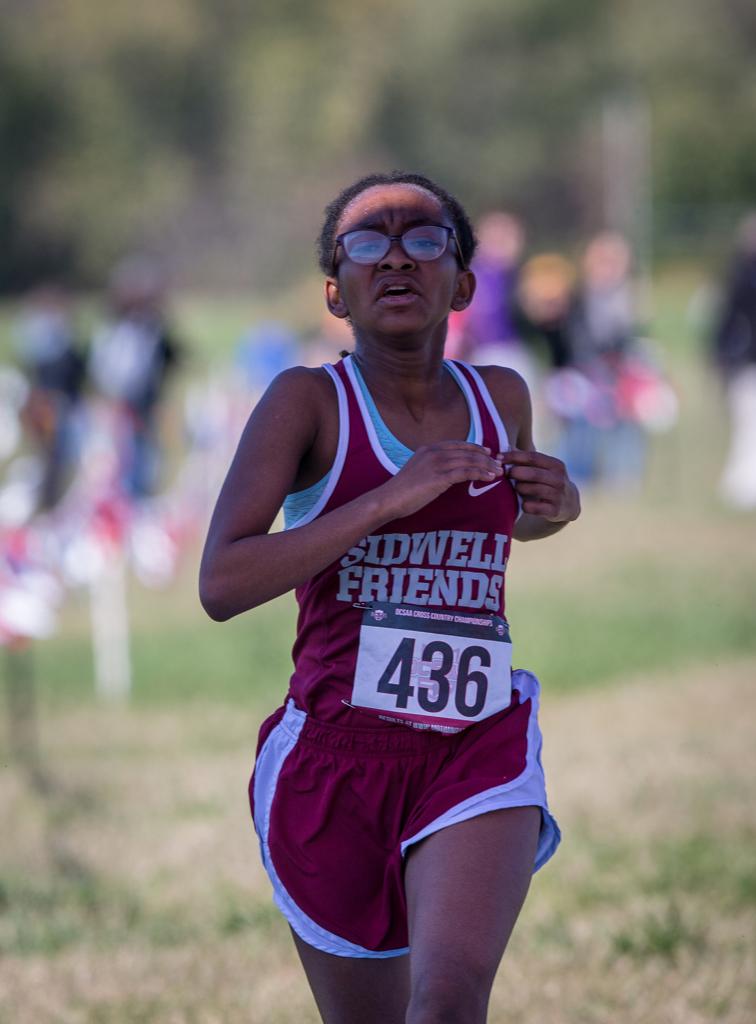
[331,224,465,273]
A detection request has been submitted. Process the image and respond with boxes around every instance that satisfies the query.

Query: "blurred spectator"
[235,320,299,401]
[453,211,533,382]
[546,232,675,490]
[88,258,182,498]
[568,232,635,363]
[14,285,86,509]
[515,252,575,371]
[711,213,756,509]
[560,233,641,487]
[304,307,354,366]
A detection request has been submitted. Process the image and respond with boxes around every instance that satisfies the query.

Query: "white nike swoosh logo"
[468,479,503,497]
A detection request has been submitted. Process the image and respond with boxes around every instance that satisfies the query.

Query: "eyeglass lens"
[343,225,451,264]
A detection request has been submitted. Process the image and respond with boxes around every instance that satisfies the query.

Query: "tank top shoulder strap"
[447,360,512,453]
[329,356,381,462]
[315,357,393,516]
[340,354,408,475]
[286,361,351,528]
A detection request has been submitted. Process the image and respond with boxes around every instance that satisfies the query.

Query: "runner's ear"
[450,269,476,312]
[325,278,349,319]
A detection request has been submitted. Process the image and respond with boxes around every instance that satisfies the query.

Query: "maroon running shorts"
[249,668,559,958]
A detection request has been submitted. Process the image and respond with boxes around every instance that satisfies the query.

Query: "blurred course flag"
[0,376,233,702]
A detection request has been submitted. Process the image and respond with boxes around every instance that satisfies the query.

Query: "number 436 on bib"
[351,602,512,731]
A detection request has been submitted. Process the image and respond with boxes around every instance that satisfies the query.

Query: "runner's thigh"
[291,930,410,1024]
[405,806,541,1023]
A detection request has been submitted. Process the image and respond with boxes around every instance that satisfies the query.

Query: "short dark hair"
[317,170,477,275]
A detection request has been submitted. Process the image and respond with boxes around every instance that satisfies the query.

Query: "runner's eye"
[403,226,448,259]
[343,231,389,263]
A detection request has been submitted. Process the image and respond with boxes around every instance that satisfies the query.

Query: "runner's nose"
[378,239,416,271]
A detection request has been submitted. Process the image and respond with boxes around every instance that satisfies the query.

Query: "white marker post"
[90,546,131,701]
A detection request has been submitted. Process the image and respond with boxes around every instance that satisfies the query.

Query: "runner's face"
[325,184,475,339]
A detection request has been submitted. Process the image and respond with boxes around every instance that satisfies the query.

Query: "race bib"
[351,602,512,732]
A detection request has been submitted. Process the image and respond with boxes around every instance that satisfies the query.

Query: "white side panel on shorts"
[253,699,410,959]
[399,670,561,871]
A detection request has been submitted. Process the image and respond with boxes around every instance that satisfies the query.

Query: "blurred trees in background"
[2,0,755,293]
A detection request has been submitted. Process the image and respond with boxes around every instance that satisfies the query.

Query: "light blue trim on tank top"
[282,360,474,529]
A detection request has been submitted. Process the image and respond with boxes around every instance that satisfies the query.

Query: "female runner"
[200,171,581,1024]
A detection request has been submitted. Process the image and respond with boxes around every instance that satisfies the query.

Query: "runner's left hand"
[500,449,580,523]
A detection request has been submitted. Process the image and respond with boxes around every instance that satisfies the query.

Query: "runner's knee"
[407,965,491,1024]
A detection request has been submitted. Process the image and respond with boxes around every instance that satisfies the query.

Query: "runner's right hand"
[375,441,504,520]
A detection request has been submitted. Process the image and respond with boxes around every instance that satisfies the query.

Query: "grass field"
[1,272,755,1022]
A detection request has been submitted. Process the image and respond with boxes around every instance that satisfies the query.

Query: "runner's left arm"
[478,366,580,541]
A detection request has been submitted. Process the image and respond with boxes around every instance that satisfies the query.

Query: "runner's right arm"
[199,369,504,620]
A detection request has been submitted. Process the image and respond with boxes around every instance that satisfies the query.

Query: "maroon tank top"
[285,356,519,727]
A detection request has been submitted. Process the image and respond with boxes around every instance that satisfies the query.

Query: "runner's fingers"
[511,480,559,499]
[442,460,501,483]
[431,452,502,477]
[501,449,566,474]
[423,440,492,456]
[506,465,558,485]
[512,483,561,503]
[434,453,504,479]
[521,499,558,516]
